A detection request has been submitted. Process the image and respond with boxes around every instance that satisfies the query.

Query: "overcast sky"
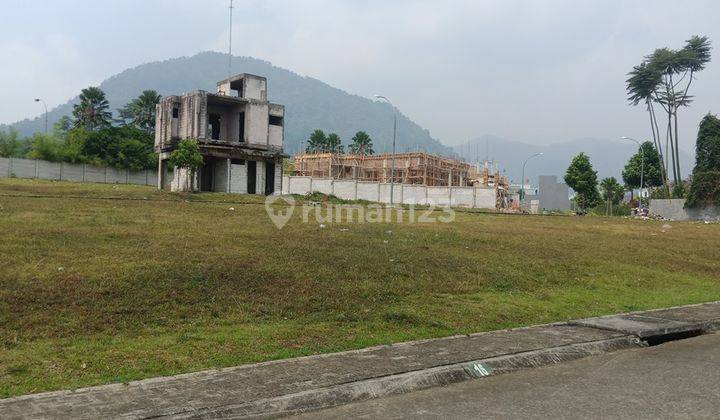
[1,0,718,152]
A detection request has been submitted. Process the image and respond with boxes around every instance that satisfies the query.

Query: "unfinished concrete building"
[155,73,285,194]
[293,152,472,186]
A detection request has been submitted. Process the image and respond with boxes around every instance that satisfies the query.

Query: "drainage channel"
[643,328,705,347]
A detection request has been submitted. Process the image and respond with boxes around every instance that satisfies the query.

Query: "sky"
[1,0,718,153]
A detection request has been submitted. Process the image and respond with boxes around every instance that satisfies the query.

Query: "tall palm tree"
[118,90,162,133]
[349,131,375,155]
[626,61,668,190]
[72,87,112,131]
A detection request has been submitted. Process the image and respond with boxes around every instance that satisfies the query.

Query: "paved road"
[293,333,720,419]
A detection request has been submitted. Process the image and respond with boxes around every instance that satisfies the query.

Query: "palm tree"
[349,131,375,155]
[326,133,343,153]
[306,129,327,153]
[627,36,712,195]
[118,90,162,132]
[626,62,667,189]
[72,87,112,131]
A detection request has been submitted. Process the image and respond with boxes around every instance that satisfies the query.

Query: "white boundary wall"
[0,157,157,186]
[281,176,497,209]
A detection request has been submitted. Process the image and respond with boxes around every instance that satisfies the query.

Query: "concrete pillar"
[157,158,164,190]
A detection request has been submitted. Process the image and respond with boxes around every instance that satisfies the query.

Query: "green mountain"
[5,52,453,156]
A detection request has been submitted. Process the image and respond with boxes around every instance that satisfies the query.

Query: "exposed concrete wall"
[11,158,35,178]
[475,188,497,209]
[246,103,269,145]
[214,159,229,193]
[274,164,282,196]
[538,176,571,211]
[0,157,157,186]
[230,163,248,194]
[106,167,125,184]
[282,175,498,209]
[269,125,283,148]
[171,167,195,192]
[255,161,266,195]
[333,180,356,200]
[311,178,333,195]
[450,187,475,207]
[63,163,84,182]
[357,182,380,202]
[282,175,290,195]
[427,187,450,206]
[379,184,403,204]
[244,76,267,101]
[402,185,426,205]
[288,176,312,195]
[650,199,720,221]
[37,161,61,180]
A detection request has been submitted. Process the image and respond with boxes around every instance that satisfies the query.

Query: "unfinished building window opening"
[247,161,257,194]
[269,115,283,126]
[208,113,221,140]
[200,159,214,192]
[172,106,179,119]
[238,112,245,142]
[265,162,275,195]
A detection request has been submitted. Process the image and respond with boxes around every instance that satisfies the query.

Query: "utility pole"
[228,0,234,80]
[34,98,48,134]
[374,95,397,205]
[520,152,544,201]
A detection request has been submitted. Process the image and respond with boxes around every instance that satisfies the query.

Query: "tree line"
[565,112,720,213]
[0,88,161,171]
[304,129,375,155]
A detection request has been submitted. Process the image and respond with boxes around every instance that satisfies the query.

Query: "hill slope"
[5,52,453,156]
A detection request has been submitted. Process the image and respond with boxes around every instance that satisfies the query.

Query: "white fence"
[282,176,497,209]
[0,157,158,186]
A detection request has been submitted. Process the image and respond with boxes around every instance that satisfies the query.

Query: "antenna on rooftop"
[228,0,234,80]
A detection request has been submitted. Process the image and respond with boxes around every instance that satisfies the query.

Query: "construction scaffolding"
[294,152,474,186]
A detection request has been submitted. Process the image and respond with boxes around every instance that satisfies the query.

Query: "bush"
[27,134,63,162]
[686,171,720,207]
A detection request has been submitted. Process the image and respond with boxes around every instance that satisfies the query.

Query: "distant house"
[154,73,285,194]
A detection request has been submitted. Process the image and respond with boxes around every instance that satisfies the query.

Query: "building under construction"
[293,152,509,188]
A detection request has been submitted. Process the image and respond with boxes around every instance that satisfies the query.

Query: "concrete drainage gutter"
[1,301,719,420]
[182,336,640,419]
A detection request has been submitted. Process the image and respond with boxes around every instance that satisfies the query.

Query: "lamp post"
[374,95,397,205]
[621,136,644,207]
[34,98,48,134]
[520,152,543,201]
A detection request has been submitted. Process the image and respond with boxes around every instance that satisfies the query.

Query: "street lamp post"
[520,152,544,201]
[374,95,397,205]
[34,98,48,134]
[621,136,644,207]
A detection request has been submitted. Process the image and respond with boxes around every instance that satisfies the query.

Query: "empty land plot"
[1,179,719,397]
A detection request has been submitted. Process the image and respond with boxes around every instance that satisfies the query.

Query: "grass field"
[1,178,719,397]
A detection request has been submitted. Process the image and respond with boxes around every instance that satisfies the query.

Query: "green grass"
[1,178,719,397]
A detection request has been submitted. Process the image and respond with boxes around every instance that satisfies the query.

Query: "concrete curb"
[177,336,641,419]
[2,301,719,419]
